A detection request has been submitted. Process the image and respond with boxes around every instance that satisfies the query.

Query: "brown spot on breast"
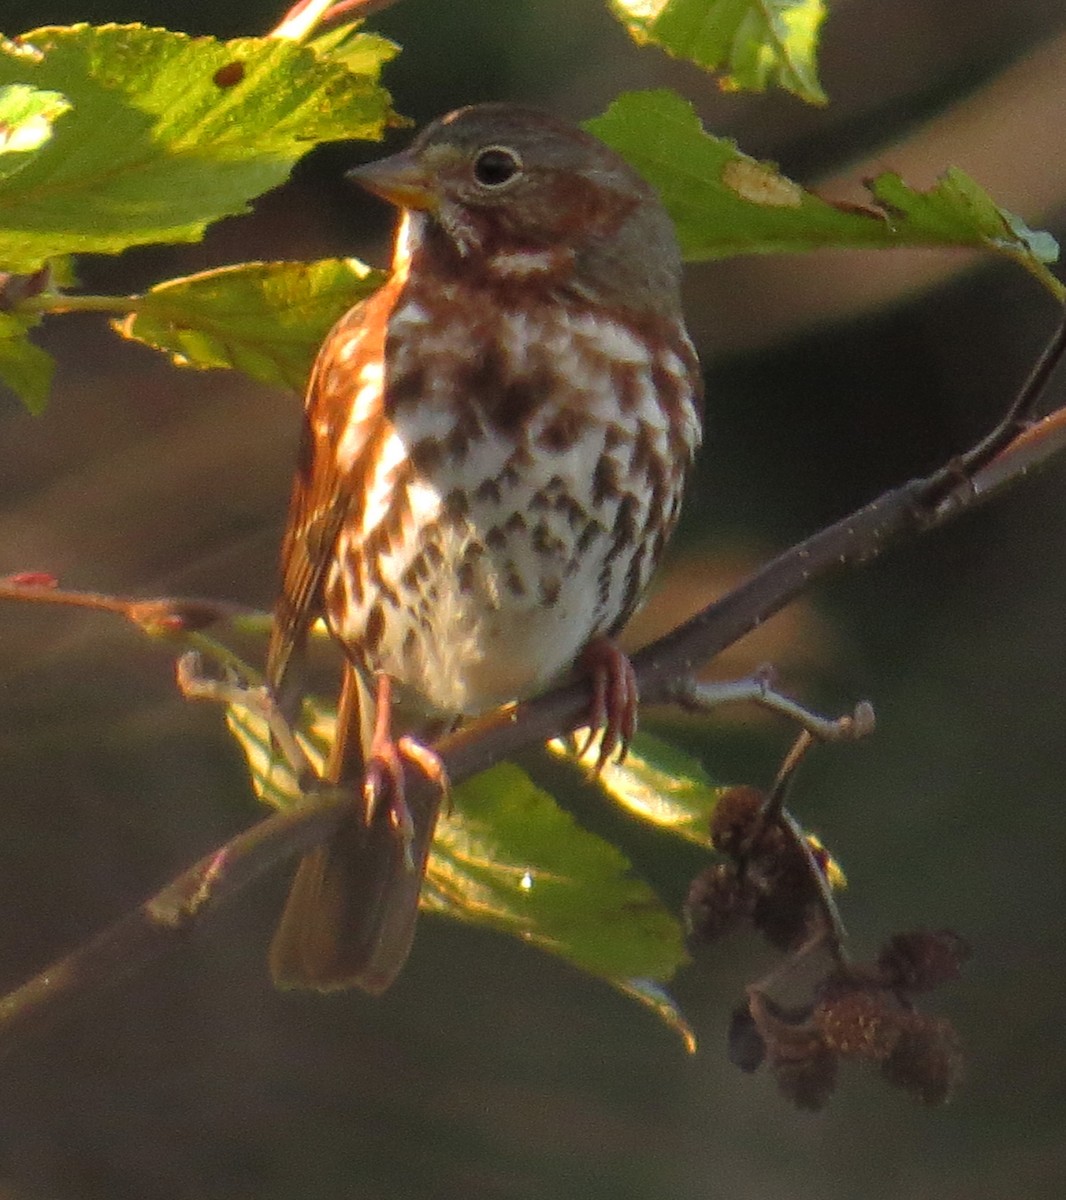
[614,542,648,635]
[475,477,502,505]
[456,349,551,436]
[445,422,472,461]
[538,406,586,452]
[594,560,613,623]
[495,376,550,433]
[539,576,561,606]
[362,538,400,608]
[629,422,663,485]
[506,568,526,597]
[641,480,667,536]
[611,495,639,552]
[576,522,602,556]
[611,362,644,415]
[592,453,621,506]
[409,436,445,476]
[443,489,470,519]
[385,364,427,415]
[532,523,565,555]
[364,602,385,655]
[554,491,588,529]
[401,551,432,589]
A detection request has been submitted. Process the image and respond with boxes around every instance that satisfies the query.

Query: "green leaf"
[549,728,727,848]
[0,24,397,272]
[115,258,387,391]
[224,695,327,813]
[225,699,692,1042]
[310,21,400,79]
[424,763,688,983]
[0,308,53,412]
[609,0,827,104]
[0,82,70,178]
[587,90,1064,298]
[869,168,1062,292]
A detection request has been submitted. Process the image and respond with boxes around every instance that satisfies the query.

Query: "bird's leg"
[577,636,639,774]
[363,673,449,869]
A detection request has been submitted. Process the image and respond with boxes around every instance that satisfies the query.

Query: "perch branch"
[0,316,1064,1056]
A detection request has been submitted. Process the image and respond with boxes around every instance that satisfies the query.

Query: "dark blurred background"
[2,1,1066,1197]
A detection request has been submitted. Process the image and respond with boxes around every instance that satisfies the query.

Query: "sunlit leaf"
[609,0,827,104]
[0,82,70,176]
[587,90,1063,298]
[0,24,396,272]
[226,699,692,1041]
[550,728,727,848]
[115,258,387,391]
[425,762,688,983]
[310,21,401,80]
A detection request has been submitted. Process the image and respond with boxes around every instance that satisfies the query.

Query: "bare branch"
[670,670,875,743]
[0,576,257,634]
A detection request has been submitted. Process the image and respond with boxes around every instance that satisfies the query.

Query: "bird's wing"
[265,281,398,719]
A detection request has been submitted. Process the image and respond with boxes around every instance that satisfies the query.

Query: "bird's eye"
[473,146,522,188]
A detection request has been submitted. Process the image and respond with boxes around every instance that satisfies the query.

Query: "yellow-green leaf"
[0,82,70,176]
[310,21,400,80]
[0,24,397,272]
[550,728,727,847]
[609,0,827,104]
[587,90,1063,298]
[225,699,692,1041]
[115,258,386,391]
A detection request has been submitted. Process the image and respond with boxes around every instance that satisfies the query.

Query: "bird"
[266,102,703,994]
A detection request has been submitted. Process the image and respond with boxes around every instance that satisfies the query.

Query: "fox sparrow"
[267,103,703,993]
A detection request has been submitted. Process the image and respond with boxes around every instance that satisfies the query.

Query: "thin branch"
[958,315,1066,473]
[671,670,875,742]
[1,318,1065,1056]
[0,576,260,635]
[16,293,141,317]
[321,0,404,24]
[757,732,849,956]
[270,0,402,40]
[270,0,337,40]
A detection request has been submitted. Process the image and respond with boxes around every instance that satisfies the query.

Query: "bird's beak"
[347,150,437,212]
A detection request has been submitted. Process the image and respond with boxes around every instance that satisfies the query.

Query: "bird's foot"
[364,674,449,870]
[577,636,639,774]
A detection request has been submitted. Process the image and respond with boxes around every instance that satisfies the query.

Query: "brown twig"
[756,732,849,956]
[0,317,1064,1056]
[270,0,403,41]
[0,577,258,635]
[321,0,404,24]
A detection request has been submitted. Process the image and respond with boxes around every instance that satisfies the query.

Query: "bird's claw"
[578,637,639,774]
